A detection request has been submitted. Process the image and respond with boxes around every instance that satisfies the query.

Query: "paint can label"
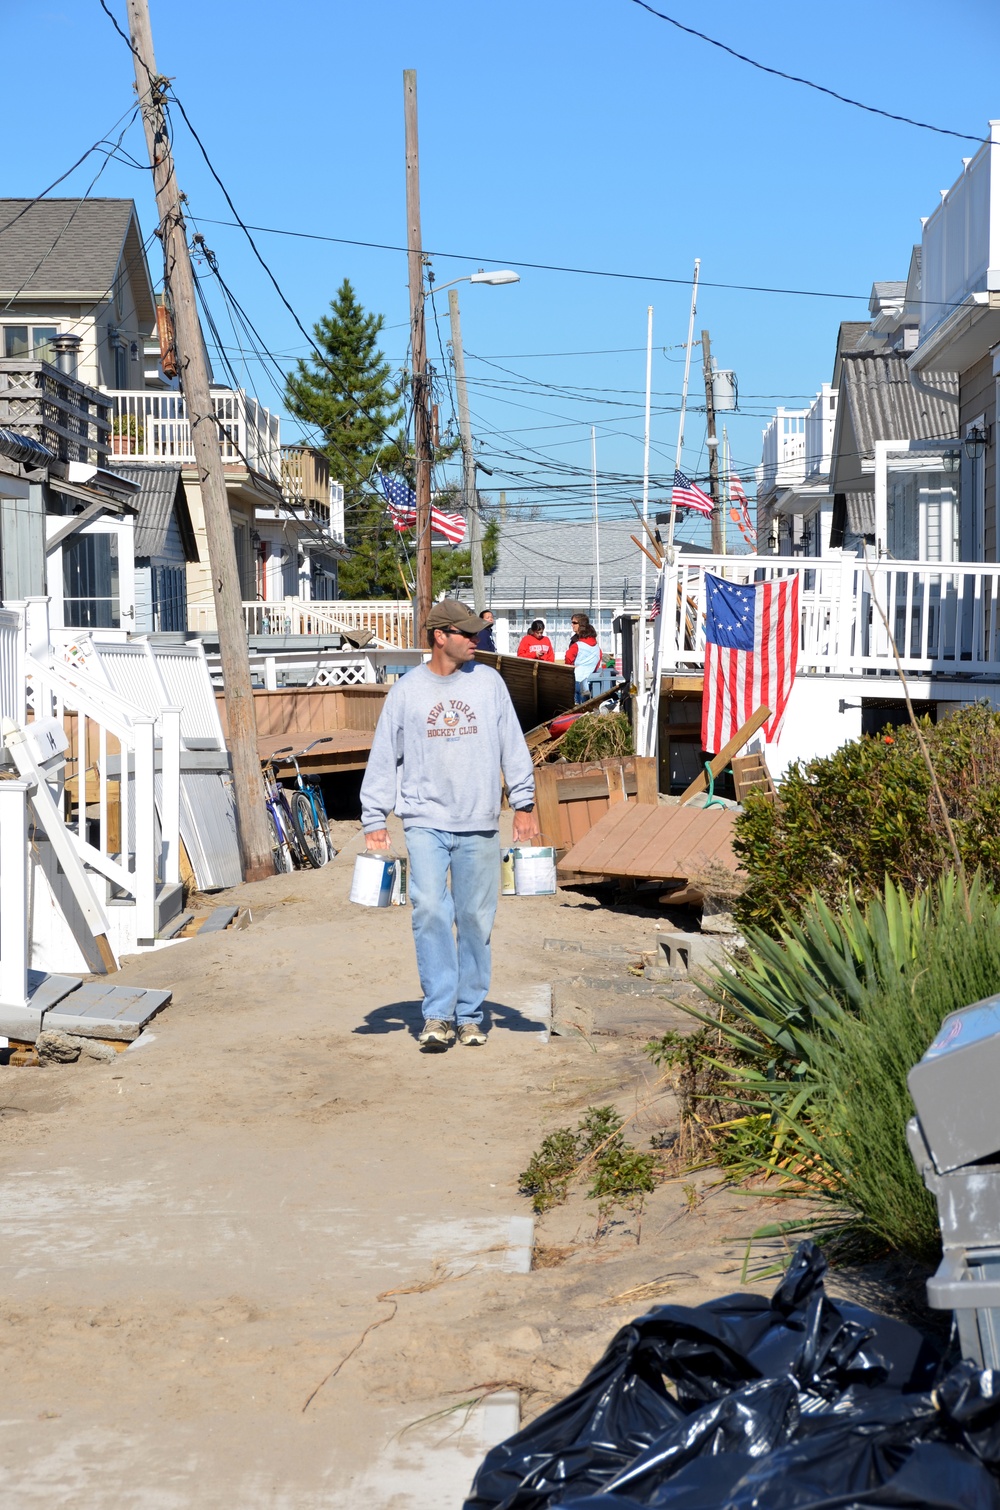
[350,853,396,907]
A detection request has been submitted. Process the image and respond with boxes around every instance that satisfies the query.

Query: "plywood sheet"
[558,802,741,882]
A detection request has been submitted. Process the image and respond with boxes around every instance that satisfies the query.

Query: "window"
[3,324,58,361]
[151,566,186,632]
[113,343,129,389]
[62,532,120,628]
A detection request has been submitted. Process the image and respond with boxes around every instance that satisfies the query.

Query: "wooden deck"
[558,801,741,883]
[216,685,388,775]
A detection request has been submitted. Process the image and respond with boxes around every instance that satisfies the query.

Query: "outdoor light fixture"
[469,269,520,285]
[965,423,990,462]
[942,449,961,474]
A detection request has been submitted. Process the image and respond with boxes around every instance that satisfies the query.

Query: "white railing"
[105,388,281,483]
[189,597,415,648]
[660,553,1000,676]
[202,645,423,690]
[26,655,181,942]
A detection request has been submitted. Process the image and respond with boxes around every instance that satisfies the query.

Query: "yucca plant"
[649,873,1000,1259]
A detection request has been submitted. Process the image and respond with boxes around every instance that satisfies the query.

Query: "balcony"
[0,359,110,465]
[280,445,346,541]
[104,388,280,483]
[661,553,1000,677]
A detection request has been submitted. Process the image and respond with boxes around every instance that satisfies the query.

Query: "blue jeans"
[405,828,501,1025]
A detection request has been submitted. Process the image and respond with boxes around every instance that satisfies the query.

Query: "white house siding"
[960,353,996,559]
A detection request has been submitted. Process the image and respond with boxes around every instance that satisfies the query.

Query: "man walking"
[360,600,539,1051]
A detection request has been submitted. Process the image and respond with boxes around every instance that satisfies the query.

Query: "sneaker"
[457,1021,487,1047]
[418,1018,455,1051]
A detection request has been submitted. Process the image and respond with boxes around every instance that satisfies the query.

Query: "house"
[646,127,1000,785]
[112,464,198,633]
[484,515,711,657]
[908,122,1000,561]
[0,198,347,633]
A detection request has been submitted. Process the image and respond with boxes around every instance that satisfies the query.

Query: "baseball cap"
[425,599,487,634]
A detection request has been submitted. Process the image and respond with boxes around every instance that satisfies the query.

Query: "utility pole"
[447,289,484,612]
[403,70,433,642]
[702,329,723,555]
[125,0,272,880]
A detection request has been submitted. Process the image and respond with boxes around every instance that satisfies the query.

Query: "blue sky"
[6,0,1000,546]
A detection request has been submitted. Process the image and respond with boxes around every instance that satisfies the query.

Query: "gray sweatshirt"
[360,662,535,833]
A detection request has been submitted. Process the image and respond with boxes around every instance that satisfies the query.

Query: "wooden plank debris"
[731,752,776,804]
[678,706,770,804]
[558,801,741,883]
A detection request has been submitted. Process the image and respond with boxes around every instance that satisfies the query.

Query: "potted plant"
[111,413,144,454]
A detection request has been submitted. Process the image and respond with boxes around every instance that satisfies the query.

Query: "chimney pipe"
[50,332,82,378]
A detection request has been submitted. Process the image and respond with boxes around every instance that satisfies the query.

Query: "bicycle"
[261,756,302,873]
[273,738,336,868]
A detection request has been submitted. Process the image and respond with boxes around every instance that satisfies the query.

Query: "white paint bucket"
[512,845,557,896]
[350,853,396,907]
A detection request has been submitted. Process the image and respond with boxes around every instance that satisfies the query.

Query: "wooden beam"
[678,705,771,804]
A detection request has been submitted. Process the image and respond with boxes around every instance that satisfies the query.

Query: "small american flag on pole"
[701,573,799,752]
[374,473,467,545]
[672,468,713,517]
[728,471,757,543]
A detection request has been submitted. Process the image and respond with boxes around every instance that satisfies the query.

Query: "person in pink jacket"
[517,619,555,661]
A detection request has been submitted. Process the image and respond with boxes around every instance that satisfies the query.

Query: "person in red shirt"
[565,613,601,702]
[517,619,555,661]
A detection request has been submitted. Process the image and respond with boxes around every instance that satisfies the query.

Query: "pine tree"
[285,280,407,598]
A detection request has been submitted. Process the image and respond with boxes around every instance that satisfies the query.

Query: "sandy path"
[0,820,764,1506]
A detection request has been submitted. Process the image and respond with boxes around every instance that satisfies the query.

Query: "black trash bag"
[936,1358,1000,1468]
[464,1242,942,1510]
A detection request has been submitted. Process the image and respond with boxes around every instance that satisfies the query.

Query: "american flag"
[648,573,662,620]
[701,573,799,753]
[374,473,467,545]
[672,469,713,518]
[728,472,757,543]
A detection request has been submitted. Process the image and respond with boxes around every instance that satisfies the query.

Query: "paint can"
[391,856,408,906]
[350,852,396,908]
[500,848,516,895]
[512,844,557,896]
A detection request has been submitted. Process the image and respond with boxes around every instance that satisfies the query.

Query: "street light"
[423,269,520,614]
[427,269,521,295]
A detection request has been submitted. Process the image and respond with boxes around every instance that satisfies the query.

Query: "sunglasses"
[443,627,478,640]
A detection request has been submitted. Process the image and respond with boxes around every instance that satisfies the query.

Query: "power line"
[625,0,985,144]
[0,102,146,238]
[192,214,875,303]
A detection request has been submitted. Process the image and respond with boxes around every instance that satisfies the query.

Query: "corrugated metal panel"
[89,640,224,748]
[112,464,185,557]
[152,646,225,746]
[95,644,163,717]
[154,770,242,891]
[846,491,876,534]
[841,352,958,457]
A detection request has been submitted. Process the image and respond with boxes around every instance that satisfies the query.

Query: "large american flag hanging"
[701,573,799,752]
[374,472,467,545]
[672,468,713,517]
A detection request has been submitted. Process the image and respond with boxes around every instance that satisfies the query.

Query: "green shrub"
[734,702,1000,933]
[656,873,1000,1261]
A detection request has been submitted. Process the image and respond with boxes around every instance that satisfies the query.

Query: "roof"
[111,464,198,561]
[839,350,958,455]
[0,198,156,326]
[487,515,712,605]
[844,491,875,535]
[869,280,907,315]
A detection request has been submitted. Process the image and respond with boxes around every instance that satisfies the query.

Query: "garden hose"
[702,760,728,809]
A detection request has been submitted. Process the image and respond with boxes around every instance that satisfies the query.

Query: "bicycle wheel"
[291,790,327,868]
[268,809,294,874]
